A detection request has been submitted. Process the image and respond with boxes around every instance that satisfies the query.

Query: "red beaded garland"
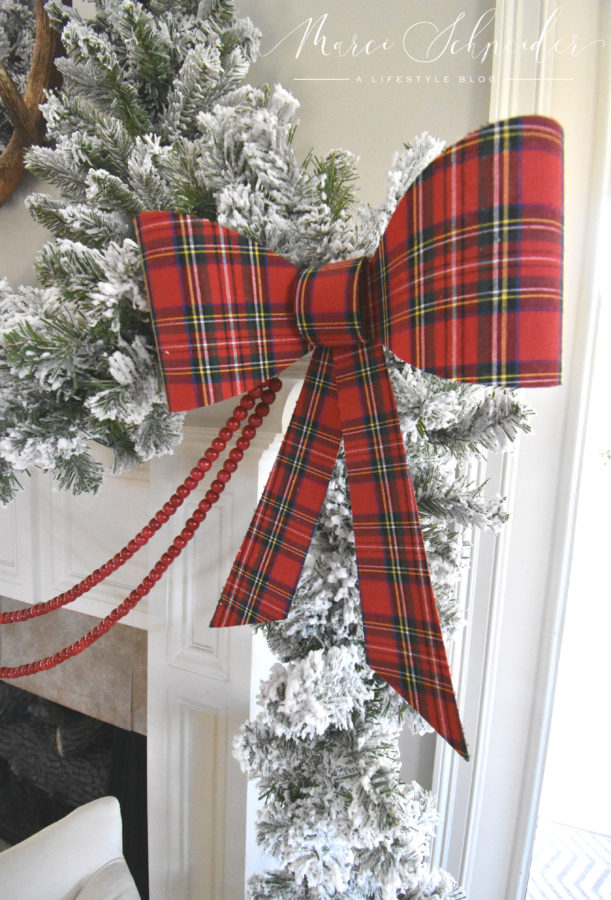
[0,378,283,677]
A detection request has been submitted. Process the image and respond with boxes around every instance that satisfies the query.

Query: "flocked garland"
[0,2,533,897]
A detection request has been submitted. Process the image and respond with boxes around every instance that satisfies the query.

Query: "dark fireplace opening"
[0,681,149,898]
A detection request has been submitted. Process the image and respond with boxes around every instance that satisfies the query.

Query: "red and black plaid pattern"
[211,347,341,625]
[372,116,563,386]
[135,115,564,760]
[134,213,307,410]
[295,258,369,348]
[334,343,466,754]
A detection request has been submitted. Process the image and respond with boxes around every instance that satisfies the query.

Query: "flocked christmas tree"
[0,1,533,896]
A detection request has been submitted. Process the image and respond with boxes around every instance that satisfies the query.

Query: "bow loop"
[294,257,372,348]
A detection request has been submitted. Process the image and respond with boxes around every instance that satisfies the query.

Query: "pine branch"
[307,149,359,221]
[26,194,130,245]
[52,450,104,494]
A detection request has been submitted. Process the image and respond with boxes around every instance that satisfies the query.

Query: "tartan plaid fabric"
[334,343,467,755]
[372,116,563,385]
[211,347,341,626]
[133,213,307,410]
[135,115,564,759]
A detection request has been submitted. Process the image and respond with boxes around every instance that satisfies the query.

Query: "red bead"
[150,569,162,583]
[261,389,275,405]
[218,426,232,441]
[128,539,139,554]
[233,406,248,420]
[210,479,225,494]
[185,517,198,531]
[174,535,187,550]
[176,484,189,499]
[192,508,206,523]
[169,493,184,508]
[190,467,204,482]
[143,576,154,591]
[212,437,226,452]
[142,525,155,539]
[167,545,180,559]
[205,447,219,462]
[148,518,162,532]
[255,402,270,418]
[268,377,283,393]
[198,499,212,514]
[156,509,170,524]
[216,470,231,484]
[223,458,238,473]
[225,417,240,432]
[229,448,243,463]
[163,502,174,516]
[248,414,263,428]
[180,527,194,542]
[236,437,250,451]
[184,476,198,491]
[242,426,256,440]
[205,489,220,504]
[153,561,167,576]
[197,457,212,472]
[249,385,263,399]
[161,552,173,566]
[241,395,255,410]
[135,534,148,546]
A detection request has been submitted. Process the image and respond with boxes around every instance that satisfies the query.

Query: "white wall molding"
[432,2,610,897]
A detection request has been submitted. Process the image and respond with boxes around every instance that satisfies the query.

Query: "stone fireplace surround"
[0,598,149,895]
[0,597,147,733]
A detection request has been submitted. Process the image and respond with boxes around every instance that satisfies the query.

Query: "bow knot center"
[294,257,372,348]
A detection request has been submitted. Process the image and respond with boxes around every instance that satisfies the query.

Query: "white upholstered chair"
[0,796,141,899]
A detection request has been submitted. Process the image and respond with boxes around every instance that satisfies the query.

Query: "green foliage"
[51,450,105,494]
[306,150,360,221]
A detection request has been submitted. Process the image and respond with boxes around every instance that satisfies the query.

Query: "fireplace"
[0,597,149,897]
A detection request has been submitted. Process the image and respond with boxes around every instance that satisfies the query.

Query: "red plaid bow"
[135,115,563,759]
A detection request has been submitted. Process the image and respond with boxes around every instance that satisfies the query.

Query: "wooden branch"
[0,62,37,138]
[0,0,63,207]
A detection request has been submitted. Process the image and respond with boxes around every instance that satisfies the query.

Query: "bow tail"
[210,347,342,627]
[333,343,469,759]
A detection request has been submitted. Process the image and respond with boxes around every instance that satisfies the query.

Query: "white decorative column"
[146,366,306,900]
